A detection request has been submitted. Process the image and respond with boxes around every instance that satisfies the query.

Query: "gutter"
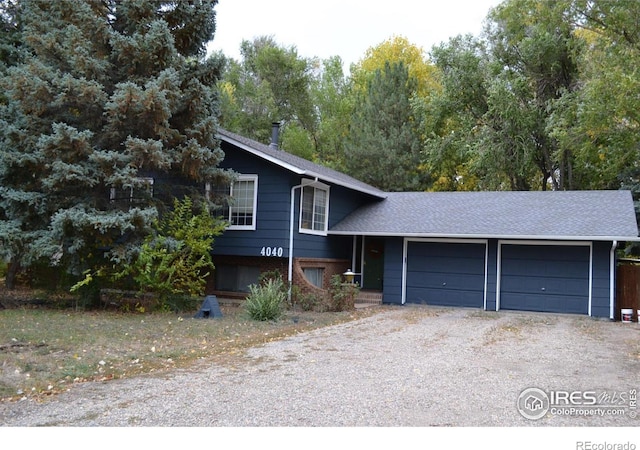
[327,231,640,242]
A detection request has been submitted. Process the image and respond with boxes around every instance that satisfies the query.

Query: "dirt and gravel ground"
[1,305,639,426]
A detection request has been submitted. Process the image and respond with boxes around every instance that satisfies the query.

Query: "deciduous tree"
[217,36,316,157]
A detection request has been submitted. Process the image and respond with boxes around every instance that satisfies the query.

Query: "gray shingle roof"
[217,129,387,199]
[329,190,639,240]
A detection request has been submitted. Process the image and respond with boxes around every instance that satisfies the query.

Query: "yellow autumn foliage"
[351,35,441,99]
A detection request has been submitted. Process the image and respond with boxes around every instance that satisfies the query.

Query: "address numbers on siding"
[260,246,284,257]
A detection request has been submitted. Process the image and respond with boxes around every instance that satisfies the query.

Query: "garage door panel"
[500,244,589,314]
[502,261,586,278]
[501,293,588,314]
[408,245,483,269]
[407,271,485,291]
[409,257,482,274]
[504,244,587,261]
[407,287,483,307]
[500,276,588,296]
[406,241,486,308]
[408,242,484,257]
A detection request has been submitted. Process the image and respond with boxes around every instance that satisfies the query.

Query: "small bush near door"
[326,275,360,312]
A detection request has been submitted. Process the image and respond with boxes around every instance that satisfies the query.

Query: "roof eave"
[327,231,640,241]
[302,170,387,199]
[218,133,305,175]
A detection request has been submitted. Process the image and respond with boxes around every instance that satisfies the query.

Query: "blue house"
[210,127,640,319]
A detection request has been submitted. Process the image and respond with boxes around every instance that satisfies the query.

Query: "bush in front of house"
[244,277,286,321]
[71,196,227,312]
[296,291,320,311]
[326,274,360,312]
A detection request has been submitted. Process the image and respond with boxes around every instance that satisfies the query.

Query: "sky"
[207,0,504,69]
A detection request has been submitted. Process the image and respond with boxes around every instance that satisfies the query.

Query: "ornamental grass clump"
[244,278,286,321]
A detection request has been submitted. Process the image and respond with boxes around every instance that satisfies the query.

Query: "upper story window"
[300,183,329,235]
[110,177,154,204]
[207,174,258,230]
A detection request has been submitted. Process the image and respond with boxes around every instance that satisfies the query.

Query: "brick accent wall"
[292,257,350,299]
[207,255,350,301]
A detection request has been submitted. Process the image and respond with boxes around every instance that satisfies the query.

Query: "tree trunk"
[5,258,20,290]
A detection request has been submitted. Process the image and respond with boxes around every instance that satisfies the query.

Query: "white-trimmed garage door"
[405,241,486,307]
[499,243,590,314]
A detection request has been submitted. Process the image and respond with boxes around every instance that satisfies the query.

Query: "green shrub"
[326,274,359,312]
[296,291,320,311]
[244,278,286,321]
[259,269,290,303]
[77,196,227,310]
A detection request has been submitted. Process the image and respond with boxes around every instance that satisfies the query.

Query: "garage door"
[405,241,486,307]
[499,244,590,314]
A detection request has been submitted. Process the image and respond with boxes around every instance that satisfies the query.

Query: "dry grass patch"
[0,305,383,402]
[480,313,556,346]
[464,310,501,320]
[397,305,443,324]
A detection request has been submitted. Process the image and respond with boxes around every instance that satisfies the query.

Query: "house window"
[208,175,258,230]
[215,264,260,292]
[110,177,154,203]
[300,184,329,234]
[302,267,324,288]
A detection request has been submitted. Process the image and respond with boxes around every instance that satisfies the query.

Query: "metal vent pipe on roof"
[269,122,280,149]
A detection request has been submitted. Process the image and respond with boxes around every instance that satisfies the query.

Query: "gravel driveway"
[1,306,639,426]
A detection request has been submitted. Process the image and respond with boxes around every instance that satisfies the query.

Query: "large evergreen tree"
[0,0,230,288]
[345,61,429,192]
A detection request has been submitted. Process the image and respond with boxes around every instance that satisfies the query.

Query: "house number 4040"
[260,246,284,257]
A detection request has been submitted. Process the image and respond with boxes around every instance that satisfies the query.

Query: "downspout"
[351,235,357,279]
[288,182,302,303]
[288,177,321,303]
[610,240,618,320]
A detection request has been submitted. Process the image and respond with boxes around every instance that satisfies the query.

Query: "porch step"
[355,290,383,305]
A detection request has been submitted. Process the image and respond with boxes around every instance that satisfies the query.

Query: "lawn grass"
[0,304,384,402]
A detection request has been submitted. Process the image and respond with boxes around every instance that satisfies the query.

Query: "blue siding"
[591,241,613,318]
[405,241,485,307]
[214,141,375,260]
[500,244,590,314]
[213,145,293,257]
[382,238,404,305]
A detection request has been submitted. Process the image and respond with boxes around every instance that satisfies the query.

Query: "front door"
[363,238,384,290]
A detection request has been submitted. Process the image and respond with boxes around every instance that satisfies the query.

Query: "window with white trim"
[300,184,329,234]
[208,175,258,230]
